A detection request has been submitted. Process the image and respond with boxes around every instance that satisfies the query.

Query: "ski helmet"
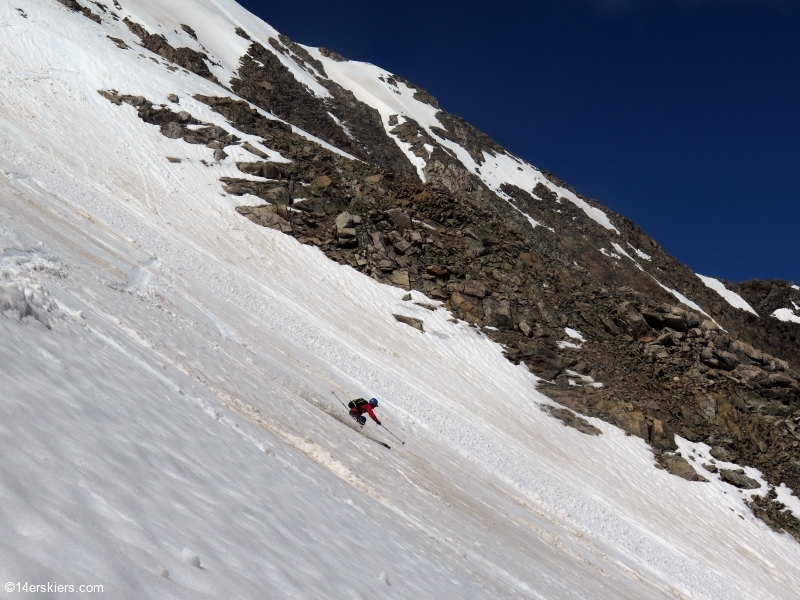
[369,398,378,408]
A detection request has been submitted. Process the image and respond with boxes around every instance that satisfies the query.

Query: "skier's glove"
[376,420,381,426]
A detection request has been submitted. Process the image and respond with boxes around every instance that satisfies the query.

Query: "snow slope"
[697,274,758,315]
[0,1,799,598]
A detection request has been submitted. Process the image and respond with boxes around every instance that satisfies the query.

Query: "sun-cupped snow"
[0,1,799,599]
[305,47,620,233]
[696,274,758,316]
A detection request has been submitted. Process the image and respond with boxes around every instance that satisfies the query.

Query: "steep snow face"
[697,274,758,315]
[1,2,800,599]
[122,0,330,96]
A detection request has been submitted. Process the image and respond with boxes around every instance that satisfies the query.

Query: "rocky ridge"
[94,20,800,542]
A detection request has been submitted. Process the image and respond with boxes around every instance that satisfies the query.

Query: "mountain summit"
[1,1,799,597]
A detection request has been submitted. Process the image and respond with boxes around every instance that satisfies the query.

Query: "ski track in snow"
[0,2,798,599]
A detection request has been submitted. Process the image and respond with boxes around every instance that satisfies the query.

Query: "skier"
[348,398,381,428]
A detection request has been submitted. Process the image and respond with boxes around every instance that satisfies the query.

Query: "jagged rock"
[425,264,448,277]
[615,411,649,440]
[649,419,678,451]
[335,212,354,232]
[698,395,717,421]
[640,307,664,329]
[384,208,412,232]
[660,454,707,482]
[393,239,412,254]
[719,469,760,489]
[391,270,410,288]
[546,407,602,436]
[168,94,179,103]
[709,446,732,462]
[765,372,798,389]
[483,298,512,329]
[519,320,532,337]
[450,292,483,323]
[700,347,739,371]
[124,18,219,83]
[235,205,291,233]
[57,0,101,23]
[662,313,688,333]
[616,302,651,339]
[393,314,423,332]
[237,161,287,179]
[185,81,800,536]
[700,319,718,331]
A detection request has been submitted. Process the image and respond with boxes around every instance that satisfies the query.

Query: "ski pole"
[331,391,348,409]
[380,424,405,445]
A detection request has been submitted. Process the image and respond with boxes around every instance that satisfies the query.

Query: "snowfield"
[1,1,799,599]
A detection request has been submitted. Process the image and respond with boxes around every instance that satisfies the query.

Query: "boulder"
[391,270,410,288]
[698,395,717,421]
[450,292,484,323]
[384,208,412,232]
[615,411,649,440]
[640,307,664,329]
[661,455,707,482]
[393,239,412,254]
[483,298,513,328]
[425,264,448,277]
[765,372,798,389]
[334,211,354,231]
[719,469,760,489]
[393,314,424,332]
[716,351,739,371]
[616,302,651,339]
[311,175,332,190]
[649,419,678,451]
[547,407,602,436]
[700,319,718,331]
[595,399,625,416]
[709,446,732,462]
[662,313,688,332]
[731,339,762,362]
[519,320,533,337]
[463,281,486,299]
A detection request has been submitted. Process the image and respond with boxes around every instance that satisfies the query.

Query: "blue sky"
[240,0,799,284]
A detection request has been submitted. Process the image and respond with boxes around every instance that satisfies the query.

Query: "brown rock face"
[719,469,761,489]
[660,455,707,482]
[393,314,424,332]
[615,411,649,440]
[616,302,651,340]
[650,420,678,451]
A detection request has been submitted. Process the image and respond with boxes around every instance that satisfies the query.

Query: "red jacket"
[350,403,379,423]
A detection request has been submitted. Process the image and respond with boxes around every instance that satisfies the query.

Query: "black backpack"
[348,398,368,410]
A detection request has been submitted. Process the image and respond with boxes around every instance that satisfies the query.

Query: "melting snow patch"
[557,340,582,350]
[772,308,800,324]
[611,242,644,271]
[599,248,621,260]
[565,370,603,388]
[627,243,651,261]
[774,483,800,520]
[564,327,585,342]
[792,285,799,291]
[697,274,758,316]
